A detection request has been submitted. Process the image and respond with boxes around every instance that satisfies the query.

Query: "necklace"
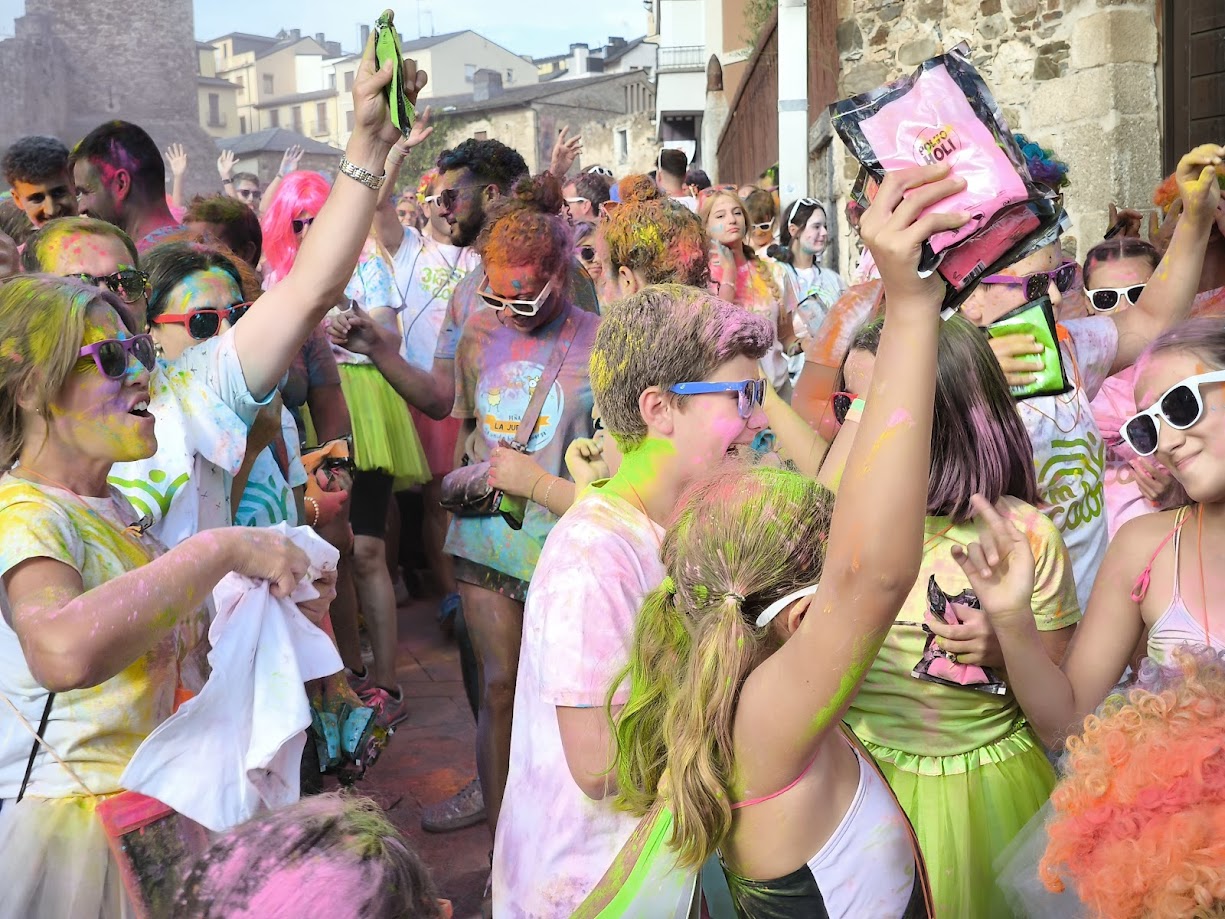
[10,466,153,542]
[1016,327,1084,435]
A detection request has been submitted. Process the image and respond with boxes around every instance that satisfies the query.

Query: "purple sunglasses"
[79,335,157,379]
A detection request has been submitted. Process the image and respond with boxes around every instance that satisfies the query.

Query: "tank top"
[720,728,931,918]
[1140,507,1225,664]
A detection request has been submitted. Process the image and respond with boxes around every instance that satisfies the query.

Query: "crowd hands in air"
[0,7,1224,918]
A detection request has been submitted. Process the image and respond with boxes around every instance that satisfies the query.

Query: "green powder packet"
[985,295,1071,399]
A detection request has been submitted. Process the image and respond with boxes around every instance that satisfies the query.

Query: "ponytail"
[665,590,765,869]
[609,580,691,818]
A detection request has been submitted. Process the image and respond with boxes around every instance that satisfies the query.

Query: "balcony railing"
[657,44,704,72]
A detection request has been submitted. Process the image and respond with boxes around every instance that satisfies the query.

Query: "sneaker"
[420,777,486,833]
[360,685,410,730]
[347,667,376,697]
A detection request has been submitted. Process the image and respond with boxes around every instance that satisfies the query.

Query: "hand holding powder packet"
[832,43,1049,288]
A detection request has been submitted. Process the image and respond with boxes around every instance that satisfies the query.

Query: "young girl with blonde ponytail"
[590,163,970,918]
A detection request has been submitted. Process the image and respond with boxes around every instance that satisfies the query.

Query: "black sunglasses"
[67,269,149,304]
[154,302,251,340]
[578,245,596,263]
[438,183,486,211]
[291,217,315,234]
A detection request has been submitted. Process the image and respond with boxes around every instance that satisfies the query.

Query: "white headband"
[755,583,820,627]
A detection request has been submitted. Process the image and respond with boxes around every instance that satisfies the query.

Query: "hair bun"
[617,175,663,205]
[510,172,565,215]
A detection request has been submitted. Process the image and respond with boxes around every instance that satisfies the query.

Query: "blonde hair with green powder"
[608,463,834,869]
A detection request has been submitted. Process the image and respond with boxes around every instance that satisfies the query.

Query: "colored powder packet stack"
[831,43,1062,313]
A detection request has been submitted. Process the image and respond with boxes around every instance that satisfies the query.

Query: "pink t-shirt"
[493,487,665,917]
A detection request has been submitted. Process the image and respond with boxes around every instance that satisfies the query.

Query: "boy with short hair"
[493,283,773,916]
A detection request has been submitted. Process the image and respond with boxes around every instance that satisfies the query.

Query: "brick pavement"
[339,598,489,917]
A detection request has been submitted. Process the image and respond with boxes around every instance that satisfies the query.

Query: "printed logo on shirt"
[1037,430,1106,532]
[477,360,564,451]
[109,466,190,522]
[419,264,469,303]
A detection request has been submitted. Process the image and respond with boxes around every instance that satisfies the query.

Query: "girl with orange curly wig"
[1040,646,1225,918]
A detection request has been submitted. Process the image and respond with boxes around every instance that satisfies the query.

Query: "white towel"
[120,524,342,832]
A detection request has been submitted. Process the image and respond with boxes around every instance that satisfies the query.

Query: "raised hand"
[1106,203,1143,239]
[279,144,305,177]
[858,163,968,306]
[353,11,429,150]
[1176,143,1225,225]
[217,149,237,181]
[550,125,583,178]
[165,144,188,178]
[949,495,1037,631]
[404,105,434,149]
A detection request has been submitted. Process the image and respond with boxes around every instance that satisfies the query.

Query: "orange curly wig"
[1041,647,1225,918]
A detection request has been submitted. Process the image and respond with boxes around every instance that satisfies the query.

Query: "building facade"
[197,42,240,140]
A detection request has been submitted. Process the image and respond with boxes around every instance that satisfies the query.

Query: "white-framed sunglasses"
[1085,284,1145,313]
[1120,369,1225,457]
[755,583,820,627]
[585,166,614,178]
[752,221,774,232]
[565,196,590,207]
[477,275,555,316]
[423,194,442,207]
[786,197,821,227]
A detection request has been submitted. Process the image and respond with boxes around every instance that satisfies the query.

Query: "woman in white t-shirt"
[774,199,847,341]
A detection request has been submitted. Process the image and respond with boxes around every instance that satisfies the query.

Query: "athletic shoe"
[360,685,410,730]
[420,778,486,833]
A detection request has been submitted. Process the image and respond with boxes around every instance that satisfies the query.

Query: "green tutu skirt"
[336,362,429,484]
[862,724,1055,919]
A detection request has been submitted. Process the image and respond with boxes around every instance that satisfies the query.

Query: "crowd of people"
[0,19,1224,919]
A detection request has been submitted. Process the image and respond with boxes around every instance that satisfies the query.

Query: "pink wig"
[260,170,330,284]
[1041,646,1225,918]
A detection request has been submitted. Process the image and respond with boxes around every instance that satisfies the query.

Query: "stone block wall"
[833,0,1162,273]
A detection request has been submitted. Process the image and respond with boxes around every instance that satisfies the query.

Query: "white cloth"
[494,487,665,917]
[120,524,341,833]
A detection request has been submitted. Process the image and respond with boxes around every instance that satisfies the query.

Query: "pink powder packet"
[912,575,1007,695]
[856,63,1027,257]
[833,43,1042,277]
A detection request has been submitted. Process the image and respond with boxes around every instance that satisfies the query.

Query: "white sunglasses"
[423,194,441,207]
[752,221,774,231]
[786,197,821,228]
[1085,284,1144,313]
[755,582,820,627]
[477,275,555,317]
[1120,369,1225,457]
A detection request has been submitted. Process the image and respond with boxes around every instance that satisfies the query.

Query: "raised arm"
[1109,144,1224,374]
[3,527,308,692]
[374,107,434,258]
[762,382,830,479]
[166,144,188,211]
[258,146,304,216]
[233,20,426,400]
[735,164,967,783]
[955,498,1156,747]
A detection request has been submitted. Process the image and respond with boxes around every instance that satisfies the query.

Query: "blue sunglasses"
[668,379,766,419]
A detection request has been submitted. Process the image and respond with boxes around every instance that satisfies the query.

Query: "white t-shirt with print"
[110,329,269,548]
[1020,316,1118,609]
[493,488,665,918]
[391,227,480,371]
[236,406,308,528]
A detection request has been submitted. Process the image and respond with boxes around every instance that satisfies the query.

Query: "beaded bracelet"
[542,477,558,512]
[305,497,321,528]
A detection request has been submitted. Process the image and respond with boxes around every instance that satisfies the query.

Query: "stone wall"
[833,0,1161,273]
